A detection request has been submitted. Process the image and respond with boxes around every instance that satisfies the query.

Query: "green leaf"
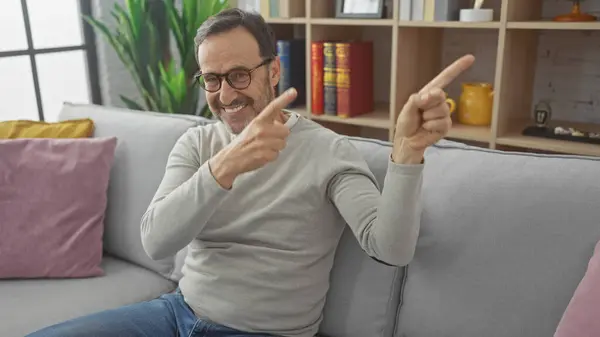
[125,0,142,39]
[164,0,184,53]
[85,0,228,115]
[145,65,162,111]
[120,95,145,111]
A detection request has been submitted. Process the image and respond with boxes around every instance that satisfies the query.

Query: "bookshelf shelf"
[310,105,391,129]
[447,124,492,143]
[397,21,501,29]
[495,119,600,157]
[266,17,307,24]
[256,0,600,157]
[507,22,600,30]
[311,18,396,26]
[496,135,600,157]
[285,106,310,118]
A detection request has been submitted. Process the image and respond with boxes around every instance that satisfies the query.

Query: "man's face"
[197,27,280,134]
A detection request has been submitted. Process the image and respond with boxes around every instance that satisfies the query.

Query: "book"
[278,0,304,18]
[269,0,279,17]
[434,0,463,21]
[399,0,412,20]
[311,41,325,115]
[335,41,374,118]
[259,0,269,18]
[424,0,435,21]
[323,42,337,115]
[411,0,424,20]
[277,39,306,108]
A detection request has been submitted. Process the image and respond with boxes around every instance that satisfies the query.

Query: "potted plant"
[84,0,230,117]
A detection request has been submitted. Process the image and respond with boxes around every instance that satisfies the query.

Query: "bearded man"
[28,7,474,337]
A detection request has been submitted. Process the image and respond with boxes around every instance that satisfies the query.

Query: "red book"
[311,41,324,115]
[335,41,374,118]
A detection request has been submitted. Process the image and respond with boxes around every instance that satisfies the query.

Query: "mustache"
[218,96,253,109]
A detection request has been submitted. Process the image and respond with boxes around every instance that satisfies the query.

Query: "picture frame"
[335,0,385,19]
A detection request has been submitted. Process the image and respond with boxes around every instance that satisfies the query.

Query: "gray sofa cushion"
[316,137,409,337]
[58,103,212,280]
[0,255,176,337]
[392,139,600,337]
[320,229,403,337]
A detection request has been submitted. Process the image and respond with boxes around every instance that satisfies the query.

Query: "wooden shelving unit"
[261,0,600,157]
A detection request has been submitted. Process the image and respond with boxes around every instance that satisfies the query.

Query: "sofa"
[2,102,599,337]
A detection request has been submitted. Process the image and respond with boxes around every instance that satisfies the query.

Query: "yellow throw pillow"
[0,119,94,139]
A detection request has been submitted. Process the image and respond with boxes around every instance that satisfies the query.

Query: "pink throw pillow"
[0,137,117,278]
[554,240,600,337]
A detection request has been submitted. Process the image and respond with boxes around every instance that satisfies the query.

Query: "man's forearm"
[370,160,423,266]
[140,162,228,260]
[330,154,424,267]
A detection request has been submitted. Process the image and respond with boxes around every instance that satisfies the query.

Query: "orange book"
[311,41,324,115]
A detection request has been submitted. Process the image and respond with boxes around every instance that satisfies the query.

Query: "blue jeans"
[26,289,276,337]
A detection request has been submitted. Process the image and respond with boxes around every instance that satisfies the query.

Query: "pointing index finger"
[419,54,475,94]
[256,88,298,122]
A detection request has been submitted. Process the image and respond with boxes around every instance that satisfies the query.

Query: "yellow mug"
[446,93,456,114]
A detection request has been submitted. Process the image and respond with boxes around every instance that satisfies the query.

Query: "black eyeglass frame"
[194,57,274,93]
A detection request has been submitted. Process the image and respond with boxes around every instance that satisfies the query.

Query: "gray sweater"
[141,112,423,337]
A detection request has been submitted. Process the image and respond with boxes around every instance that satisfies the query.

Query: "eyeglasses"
[194,58,273,93]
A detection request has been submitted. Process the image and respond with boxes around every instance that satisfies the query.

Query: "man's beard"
[210,82,274,135]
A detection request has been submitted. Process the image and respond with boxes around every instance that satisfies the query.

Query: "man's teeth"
[223,105,246,113]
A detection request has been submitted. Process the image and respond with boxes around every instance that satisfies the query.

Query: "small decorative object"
[458,82,494,126]
[553,127,586,137]
[554,126,570,135]
[571,128,586,137]
[460,0,494,22]
[533,100,552,128]
[335,0,385,19]
[553,0,597,22]
[522,102,600,145]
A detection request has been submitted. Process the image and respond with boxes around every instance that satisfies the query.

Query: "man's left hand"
[392,54,475,164]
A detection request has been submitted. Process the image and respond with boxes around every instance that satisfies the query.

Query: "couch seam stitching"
[393,264,409,337]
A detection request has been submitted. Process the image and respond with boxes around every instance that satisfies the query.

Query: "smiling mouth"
[222,104,247,114]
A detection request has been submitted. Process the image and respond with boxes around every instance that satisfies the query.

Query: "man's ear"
[269,56,281,88]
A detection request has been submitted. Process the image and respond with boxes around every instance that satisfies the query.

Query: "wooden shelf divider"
[261,0,600,157]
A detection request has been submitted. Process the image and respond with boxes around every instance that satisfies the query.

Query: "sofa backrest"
[349,137,600,337]
[62,101,600,337]
[58,104,404,337]
[58,103,211,280]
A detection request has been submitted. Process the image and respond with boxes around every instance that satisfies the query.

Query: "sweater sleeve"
[326,138,424,267]
[140,129,229,260]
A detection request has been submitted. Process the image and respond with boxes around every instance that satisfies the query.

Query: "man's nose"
[219,79,237,105]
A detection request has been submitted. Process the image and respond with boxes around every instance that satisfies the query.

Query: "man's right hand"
[208,88,298,189]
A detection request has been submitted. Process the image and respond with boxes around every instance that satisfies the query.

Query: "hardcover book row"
[311,41,374,118]
[276,39,375,119]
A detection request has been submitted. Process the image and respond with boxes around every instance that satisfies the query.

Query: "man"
[29,8,474,337]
